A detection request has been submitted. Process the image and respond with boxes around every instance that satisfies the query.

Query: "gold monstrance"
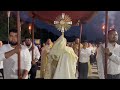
[54,13,72,36]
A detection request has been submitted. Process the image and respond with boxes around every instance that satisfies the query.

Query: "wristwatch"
[109,52,112,56]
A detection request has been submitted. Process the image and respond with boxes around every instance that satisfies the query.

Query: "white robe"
[53,47,78,79]
[48,35,78,79]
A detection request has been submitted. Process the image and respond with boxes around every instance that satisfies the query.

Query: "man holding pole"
[97,29,120,79]
[0,29,31,79]
[24,36,40,79]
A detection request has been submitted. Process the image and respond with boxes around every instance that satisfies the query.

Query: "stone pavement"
[35,63,99,79]
[88,64,99,79]
[0,73,3,79]
[0,64,99,79]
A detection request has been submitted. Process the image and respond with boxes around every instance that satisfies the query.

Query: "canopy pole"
[7,11,10,44]
[78,20,83,79]
[104,11,109,79]
[32,15,35,64]
[17,11,21,79]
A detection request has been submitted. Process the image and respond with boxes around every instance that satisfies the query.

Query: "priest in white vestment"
[47,35,78,79]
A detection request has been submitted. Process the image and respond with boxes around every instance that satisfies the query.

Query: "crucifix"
[54,13,72,36]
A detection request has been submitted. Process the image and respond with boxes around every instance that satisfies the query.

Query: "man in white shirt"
[96,29,120,79]
[78,40,91,79]
[0,41,4,78]
[89,43,97,65]
[24,37,40,79]
[0,61,3,78]
[0,29,31,79]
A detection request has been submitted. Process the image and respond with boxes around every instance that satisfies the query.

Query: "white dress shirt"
[0,41,3,69]
[26,43,40,62]
[96,43,120,79]
[79,48,91,63]
[0,44,31,79]
[0,61,3,69]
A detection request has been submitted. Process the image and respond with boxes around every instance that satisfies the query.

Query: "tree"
[21,22,32,40]
[0,11,17,41]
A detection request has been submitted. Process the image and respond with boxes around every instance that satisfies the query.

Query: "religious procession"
[0,11,119,79]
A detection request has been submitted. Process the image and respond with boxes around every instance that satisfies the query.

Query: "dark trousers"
[107,74,120,79]
[90,54,96,64]
[29,64,38,79]
[78,62,88,79]
[0,69,4,79]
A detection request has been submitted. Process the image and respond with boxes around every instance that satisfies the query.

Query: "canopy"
[28,11,98,25]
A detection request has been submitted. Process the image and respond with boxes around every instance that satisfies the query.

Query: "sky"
[19,11,120,41]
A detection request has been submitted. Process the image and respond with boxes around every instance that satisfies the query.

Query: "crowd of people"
[0,28,120,79]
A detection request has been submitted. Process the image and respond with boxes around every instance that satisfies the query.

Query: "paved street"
[0,73,3,79]
[88,64,99,79]
[0,64,99,79]
[35,64,99,79]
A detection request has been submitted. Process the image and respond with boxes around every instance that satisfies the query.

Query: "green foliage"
[0,11,17,41]
[21,23,31,40]
[0,11,31,41]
